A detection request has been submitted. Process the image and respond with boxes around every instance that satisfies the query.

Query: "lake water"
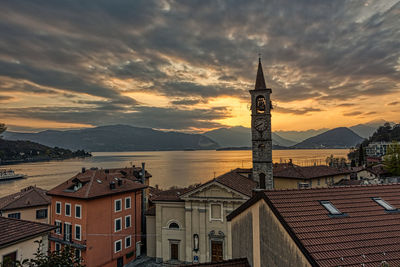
[0,149,349,197]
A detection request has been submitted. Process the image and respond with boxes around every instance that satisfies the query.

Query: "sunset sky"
[0,0,399,133]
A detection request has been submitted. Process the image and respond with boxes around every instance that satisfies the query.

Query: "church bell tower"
[250,58,273,189]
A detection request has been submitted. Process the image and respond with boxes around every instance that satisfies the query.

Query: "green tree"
[0,240,85,267]
[383,141,400,176]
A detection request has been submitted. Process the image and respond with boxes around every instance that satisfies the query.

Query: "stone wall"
[232,212,253,266]
[259,203,311,267]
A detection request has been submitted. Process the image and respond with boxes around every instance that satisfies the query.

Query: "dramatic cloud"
[0,0,399,131]
[274,106,323,115]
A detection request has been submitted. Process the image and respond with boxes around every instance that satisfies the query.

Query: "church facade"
[145,59,272,264]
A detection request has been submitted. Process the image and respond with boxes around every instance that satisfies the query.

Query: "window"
[75,224,81,241]
[75,205,81,219]
[210,204,222,220]
[2,251,17,265]
[65,203,71,216]
[115,199,122,212]
[7,212,21,219]
[115,240,122,253]
[56,202,61,215]
[36,209,48,219]
[320,201,342,215]
[169,222,180,229]
[55,243,61,252]
[115,218,122,232]
[75,249,81,260]
[55,220,62,235]
[125,235,132,248]
[64,223,72,241]
[125,215,131,228]
[125,197,131,209]
[373,197,398,211]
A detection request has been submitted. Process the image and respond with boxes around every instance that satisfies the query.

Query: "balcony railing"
[49,233,87,250]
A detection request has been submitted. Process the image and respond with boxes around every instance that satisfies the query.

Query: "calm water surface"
[0,149,349,197]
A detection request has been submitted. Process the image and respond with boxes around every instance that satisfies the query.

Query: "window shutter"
[63,223,66,240]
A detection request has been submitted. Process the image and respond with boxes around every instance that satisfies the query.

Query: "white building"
[366,142,392,157]
[146,169,256,264]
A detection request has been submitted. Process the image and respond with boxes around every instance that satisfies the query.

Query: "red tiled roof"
[152,169,255,202]
[274,165,351,179]
[213,169,256,197]
[151,187,193,202]
[47,167,147,199]
[228,184,400,267]
[179,258,250,267]
[0,186,50,211]
[0,217,55,248]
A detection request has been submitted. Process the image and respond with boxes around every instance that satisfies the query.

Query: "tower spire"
[255,57,267,90]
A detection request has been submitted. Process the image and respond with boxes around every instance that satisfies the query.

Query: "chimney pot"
[82,167,86,173]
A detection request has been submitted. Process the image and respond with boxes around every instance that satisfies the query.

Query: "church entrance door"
[211,241,223,262]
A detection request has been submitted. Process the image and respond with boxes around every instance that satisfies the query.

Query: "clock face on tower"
[254,118,267,132]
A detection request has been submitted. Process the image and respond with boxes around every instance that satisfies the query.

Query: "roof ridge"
[32,187,50,204]
[84,171,97,198]
[263,183,400,193]
[1,187,32,210]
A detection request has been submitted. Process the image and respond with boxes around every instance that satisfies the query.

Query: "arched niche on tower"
[259,173,266,189]
[256,95,266,114]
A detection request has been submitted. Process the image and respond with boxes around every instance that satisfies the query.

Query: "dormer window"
[372,197,398,212]
[320,201,346,217]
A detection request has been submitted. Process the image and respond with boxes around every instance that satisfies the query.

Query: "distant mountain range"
[203,126,297,148]
[4,125,218,152]
[3,120,392,151]
[292,127,364,149]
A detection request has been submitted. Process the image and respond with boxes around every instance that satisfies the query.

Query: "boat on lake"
[0,169,26,181]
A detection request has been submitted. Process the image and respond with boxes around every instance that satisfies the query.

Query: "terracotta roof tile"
[180,258,250,267]
[0,186,50,211]
[229,184,400,267]
[0,217,55,248]
[47,167,147,199]
[274,164,351,179]
[151,187,193,202]
[214,169,256,197]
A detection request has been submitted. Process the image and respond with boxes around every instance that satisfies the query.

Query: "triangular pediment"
[180,180,248,200]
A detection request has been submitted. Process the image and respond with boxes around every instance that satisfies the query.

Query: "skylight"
[373,197,397,211]
[320,201,342,215]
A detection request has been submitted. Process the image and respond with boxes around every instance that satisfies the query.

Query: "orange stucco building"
[47,167,148,267]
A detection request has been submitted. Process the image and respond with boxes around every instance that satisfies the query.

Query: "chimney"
[82,167,86,173]
[141,162,146,184]
[109,181,116,190]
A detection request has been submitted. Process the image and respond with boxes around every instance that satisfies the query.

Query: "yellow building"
[0,216,55,264]
[273,163,352,189]
[0,186,51,224]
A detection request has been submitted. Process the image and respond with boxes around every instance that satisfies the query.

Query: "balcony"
[49,233,87,250]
